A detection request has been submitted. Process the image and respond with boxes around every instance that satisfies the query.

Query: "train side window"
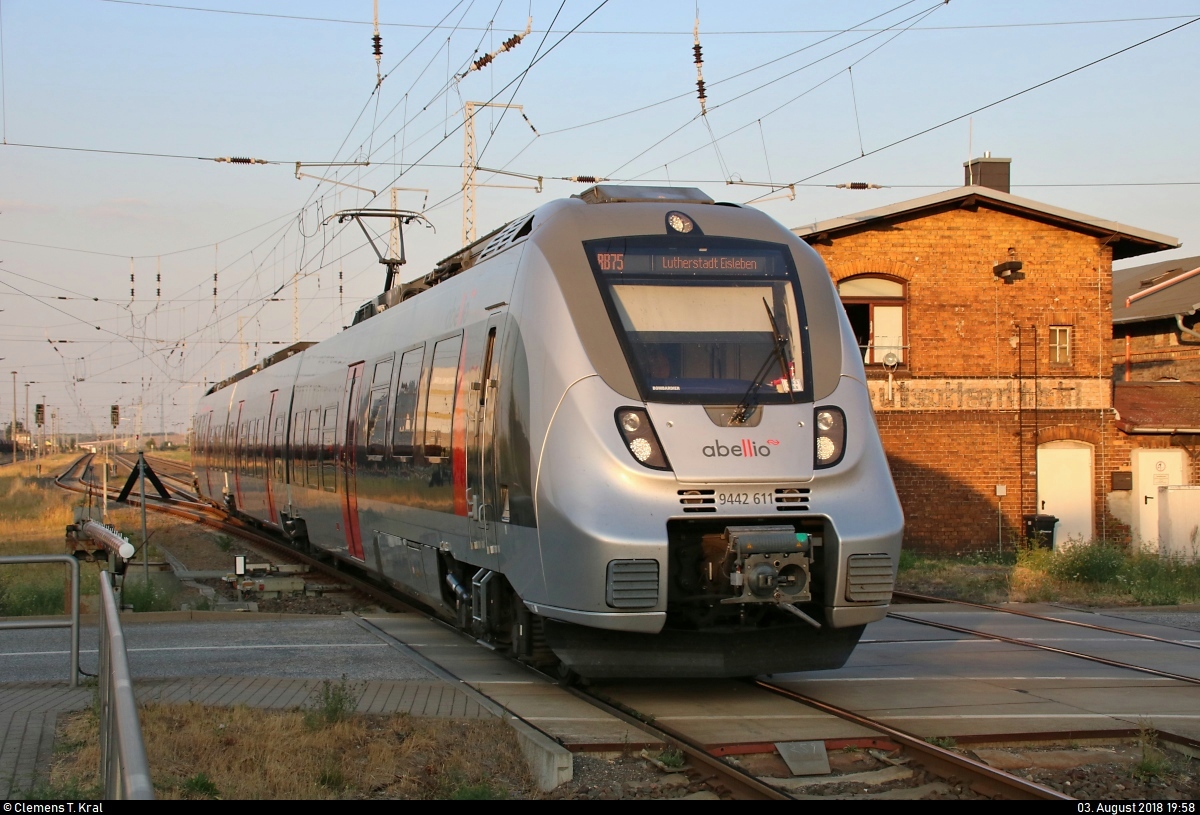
[307,408,320,486]
[322,405,337,492]
[239,423,249,474]
[366,356,394,458]
[391,346,426,459]
[273,421,285,482]
[260,418,267,477]
[424,335,462,460]
[292,411,306,486]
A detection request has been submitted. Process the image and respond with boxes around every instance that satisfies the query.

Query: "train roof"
[204,340,314,396]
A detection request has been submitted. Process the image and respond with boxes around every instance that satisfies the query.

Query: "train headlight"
[629,438,653,462]
[614,407,671,471]
[813,406,845,468]
[665,211,696,234]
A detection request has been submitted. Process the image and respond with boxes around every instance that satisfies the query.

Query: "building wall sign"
[869,378,1109,411]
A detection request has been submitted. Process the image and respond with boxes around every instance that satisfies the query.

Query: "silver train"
[192,185,903,678]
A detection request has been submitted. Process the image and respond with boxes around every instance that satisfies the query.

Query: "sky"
[1,0,1198,439]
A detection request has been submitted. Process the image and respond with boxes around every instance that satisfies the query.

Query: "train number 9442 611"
[718,491,775,506]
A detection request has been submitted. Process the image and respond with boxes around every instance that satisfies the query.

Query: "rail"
[98,571,154,799]
[754,680,1072,800]
[0,554,80,687]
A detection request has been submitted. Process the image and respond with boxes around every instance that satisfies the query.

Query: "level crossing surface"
[768,605,1200,742]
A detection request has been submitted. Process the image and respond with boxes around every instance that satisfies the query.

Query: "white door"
[1131,448,1187,549]
[1037,441,1093,548]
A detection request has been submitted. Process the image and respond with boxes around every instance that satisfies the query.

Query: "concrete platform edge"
[348,613,574,790]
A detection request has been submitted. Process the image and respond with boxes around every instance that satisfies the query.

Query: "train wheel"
[556,662,586,687]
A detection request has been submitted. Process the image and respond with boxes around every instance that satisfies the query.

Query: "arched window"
[838,276,906,365]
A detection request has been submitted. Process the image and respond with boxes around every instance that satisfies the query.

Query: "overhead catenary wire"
[90,3,1200,35]
[14,3,1192,434]
[743,13,1200,203]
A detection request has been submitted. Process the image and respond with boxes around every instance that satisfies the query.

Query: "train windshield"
[586,236,810,404]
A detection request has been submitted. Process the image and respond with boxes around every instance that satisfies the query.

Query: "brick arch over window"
[828,259,916,284]
[1036,425,1101,447]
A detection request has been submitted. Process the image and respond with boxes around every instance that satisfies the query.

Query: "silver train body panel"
[193,188,903,676]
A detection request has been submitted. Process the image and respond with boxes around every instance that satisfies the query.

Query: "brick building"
[792,157,1185,552]
[1112,255,1200,382]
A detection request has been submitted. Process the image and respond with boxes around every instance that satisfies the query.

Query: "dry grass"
[0,454,188,615]
[47,702,537,800]
[899,542,1200,607]
[0,454,80,547]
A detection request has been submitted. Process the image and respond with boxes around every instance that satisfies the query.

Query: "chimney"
[964,152,1011,193]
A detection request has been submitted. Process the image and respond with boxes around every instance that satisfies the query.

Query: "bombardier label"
[702,439,780,458]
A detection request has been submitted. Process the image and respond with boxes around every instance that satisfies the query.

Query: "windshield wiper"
[731,298,796,425]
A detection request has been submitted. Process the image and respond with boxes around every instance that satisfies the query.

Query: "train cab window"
[837,276,906,365]
[321,406,337,492]
[392,347,426,459]
[366,356,394,459]
[586,237,811,404]
[424,336,462,460]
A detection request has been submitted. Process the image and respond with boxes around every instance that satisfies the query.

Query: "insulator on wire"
[697,79,707,101]
[693,43,703,64]
[568,175,604,183]
[836,182,882,190]
[461,18,531,77]
[693,17,708,116]
[214,156,268,165]
[372,33,382,58]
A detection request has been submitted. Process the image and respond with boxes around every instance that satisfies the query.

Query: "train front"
[515,186,902,678]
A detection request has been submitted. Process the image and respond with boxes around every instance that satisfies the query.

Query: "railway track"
[894,590,1200,651]
[50,456,1195,798]
[57,452,412,613]
[888,592,1200,687]
[750,680,1072,800]
[571,675,1074,800]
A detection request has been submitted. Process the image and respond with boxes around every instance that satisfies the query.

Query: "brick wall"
[802,202,1189,553]
[811,206,1113,380]
[1111,316,1200,381]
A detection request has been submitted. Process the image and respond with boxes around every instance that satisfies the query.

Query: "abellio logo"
[702,439,781,458]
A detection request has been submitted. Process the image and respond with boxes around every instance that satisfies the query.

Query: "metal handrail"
[0,554,80,686]
[98,572,154,799]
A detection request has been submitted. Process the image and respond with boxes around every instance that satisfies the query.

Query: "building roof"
[1112,255,1200,325]
[792,185,1180,261]
[1114,382,1200,434]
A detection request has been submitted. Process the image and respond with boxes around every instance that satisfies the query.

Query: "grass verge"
[44,701,537,800]
[898,540,1200,606]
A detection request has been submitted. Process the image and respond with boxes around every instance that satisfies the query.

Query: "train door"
[468,314,505,555]
[340,363,366,560]
[232,400,245,510]
[264,390,279,525]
